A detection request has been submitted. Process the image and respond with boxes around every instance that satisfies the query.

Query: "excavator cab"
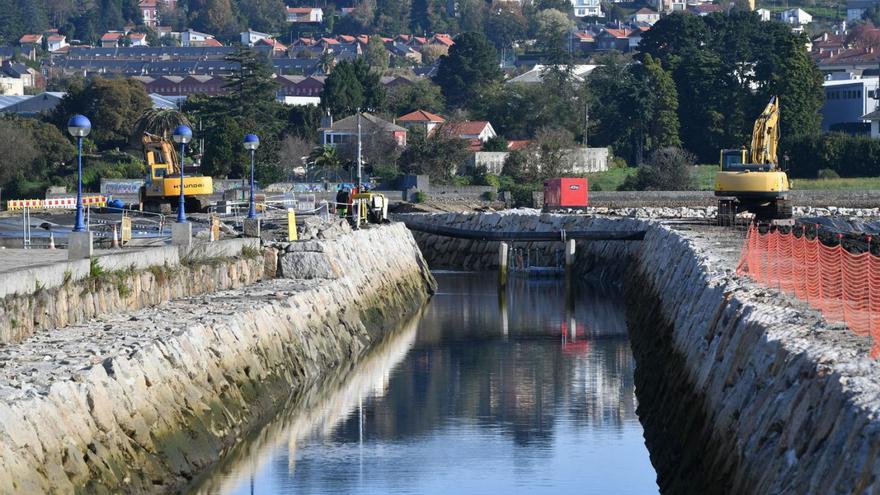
[720,149,747,170]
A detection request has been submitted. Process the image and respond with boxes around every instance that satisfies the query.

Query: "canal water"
[191,272,659,494]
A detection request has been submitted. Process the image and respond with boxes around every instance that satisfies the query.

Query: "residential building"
[101,32,126,48]
[129,33,148,47]
[756,8,772,21]
[0,76,24,95]
[320,112,408,147]
[276,75,325,97]
[397,110,446,134]
[256,38,288,56]
[595,28,633,51]
[780,8,813,25]
[628,27,650,50]
[864,109,880,137]
[2,62,40,89]
[815,47,880,76]
[847,0,876,21]
[241,29,271,46]
[181,29,216,47]
[655,0,686,13]
[445,121,497,142]
[47,35,69,52]
[139,0,159,28]
[0,92,65,116]
[821,77,879,132]
[18,34,43,60]
[135,74,227,96]
[571,0,603,17]
[630,7,660,24]
[687,4,724,15]
[507,64,599,84]
[286,7,323,23]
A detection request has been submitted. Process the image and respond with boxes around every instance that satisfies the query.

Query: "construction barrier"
[7,196,107,211]
[737,224,880,357]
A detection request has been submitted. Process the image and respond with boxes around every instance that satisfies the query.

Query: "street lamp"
[67,114,91,233]
[172,125,192,223]
[243,133,260,219]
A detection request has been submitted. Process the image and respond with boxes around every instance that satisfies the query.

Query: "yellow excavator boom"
[749,96,779,166]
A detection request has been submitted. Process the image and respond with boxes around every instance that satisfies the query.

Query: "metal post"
[498,241,509,288]
[73,136,85,232]
[357,111,362,189]
[177,141,187,223]
[248,149,257,219]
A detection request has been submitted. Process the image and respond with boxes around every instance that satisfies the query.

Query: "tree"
[375,0,411,34]
[308,144,344,180]
[483,135,508,151]
[483,2,528,52]
[190,0,238,35]
[0,120,38,186]
[435,32,503,109]
[458,0,485,33]
[132,108,192,143]
[52,77,152,149]
[352,58,385,110]
[278,134,313,179]
[525,127,575,179]
[535,8,574,63]
[321,61,365,117]
[366,35,390,70]
[618,147,695,191]
[536,0,572,14]
[386,78,446,115]
[399,125,469,181]
[239,0,286,33]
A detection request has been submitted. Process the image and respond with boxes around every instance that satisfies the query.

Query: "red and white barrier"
[7,196,107,211]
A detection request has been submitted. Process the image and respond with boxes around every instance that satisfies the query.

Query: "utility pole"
[356,111,363,189]
[583,102,589,147]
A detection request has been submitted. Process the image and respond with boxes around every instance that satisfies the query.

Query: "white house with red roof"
[286,7,323,23]
[241,29,271,46]
[47,35,68,53]
[630,7,660,24]
[101,32,125,47]
[129,32,148,46]
[397,110,446,134]
[445,121,497,142]
[18,34,43,60]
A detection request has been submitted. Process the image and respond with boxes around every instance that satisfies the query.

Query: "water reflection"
[192,272,657,495]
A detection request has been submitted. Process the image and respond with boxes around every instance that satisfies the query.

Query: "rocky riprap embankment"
[0,222,434,493]
[402,210,880,493]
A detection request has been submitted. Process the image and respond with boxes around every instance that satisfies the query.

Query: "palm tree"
[132,108,192,141]
[309,145,343,180]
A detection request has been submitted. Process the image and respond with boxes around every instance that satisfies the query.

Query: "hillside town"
[0,0,875,203]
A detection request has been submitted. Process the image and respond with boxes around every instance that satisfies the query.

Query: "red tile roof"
[431,34,455,46]
[202,38,223,46]
[101,32,124,41]
[287,7,317,13]
[466,139,483,152]
[446,120,491,136]
[257,38,287,51]
[507,140,530,150]
[19,34,42,44]
[47,35,66,42]
[602,28,632,39]
[398,110,446,122]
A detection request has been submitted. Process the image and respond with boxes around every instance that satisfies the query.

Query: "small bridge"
[399,218,646,242]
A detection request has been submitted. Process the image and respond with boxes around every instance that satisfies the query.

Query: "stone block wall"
[400,211,880,493]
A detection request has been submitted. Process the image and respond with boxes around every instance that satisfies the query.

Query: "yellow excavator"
[140,133,214,213]
[715,96,791,225]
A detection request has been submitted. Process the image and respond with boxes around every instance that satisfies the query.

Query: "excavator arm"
[142,133,180,176]
[749,96,779,166]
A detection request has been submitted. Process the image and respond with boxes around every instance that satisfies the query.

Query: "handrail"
[400,219,646,241]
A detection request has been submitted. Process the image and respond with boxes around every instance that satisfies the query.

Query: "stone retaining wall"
[0,239,262,345]
[403,211,880,493]
[0,223,434,493]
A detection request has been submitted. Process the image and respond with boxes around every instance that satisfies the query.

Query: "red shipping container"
[543,178,588,210]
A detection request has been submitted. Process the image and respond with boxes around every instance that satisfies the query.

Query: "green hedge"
[784,133,880,178]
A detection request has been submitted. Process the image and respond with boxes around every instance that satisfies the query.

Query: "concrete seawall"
[0,239,263,345]
[403,211,880,493]
[0,223,434,493]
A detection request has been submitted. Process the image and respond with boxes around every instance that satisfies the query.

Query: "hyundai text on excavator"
[715,96,792,225]
[140,133,214,213]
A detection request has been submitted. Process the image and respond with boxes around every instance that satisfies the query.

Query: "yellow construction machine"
[140,133,214,213]
[715,96,791,225]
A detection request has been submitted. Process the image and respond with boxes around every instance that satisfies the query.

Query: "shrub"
[413,191,427,203]
[617,147,695,191]
[817,168,840,180]
[784,133,880,178]
[483,191,497,201]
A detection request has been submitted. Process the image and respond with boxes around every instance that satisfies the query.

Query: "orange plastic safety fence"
[737,224,880,357]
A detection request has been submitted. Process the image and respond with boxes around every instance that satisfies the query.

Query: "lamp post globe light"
[243,134,260,219]
[67,114,91,233]
[172,125,193,223]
